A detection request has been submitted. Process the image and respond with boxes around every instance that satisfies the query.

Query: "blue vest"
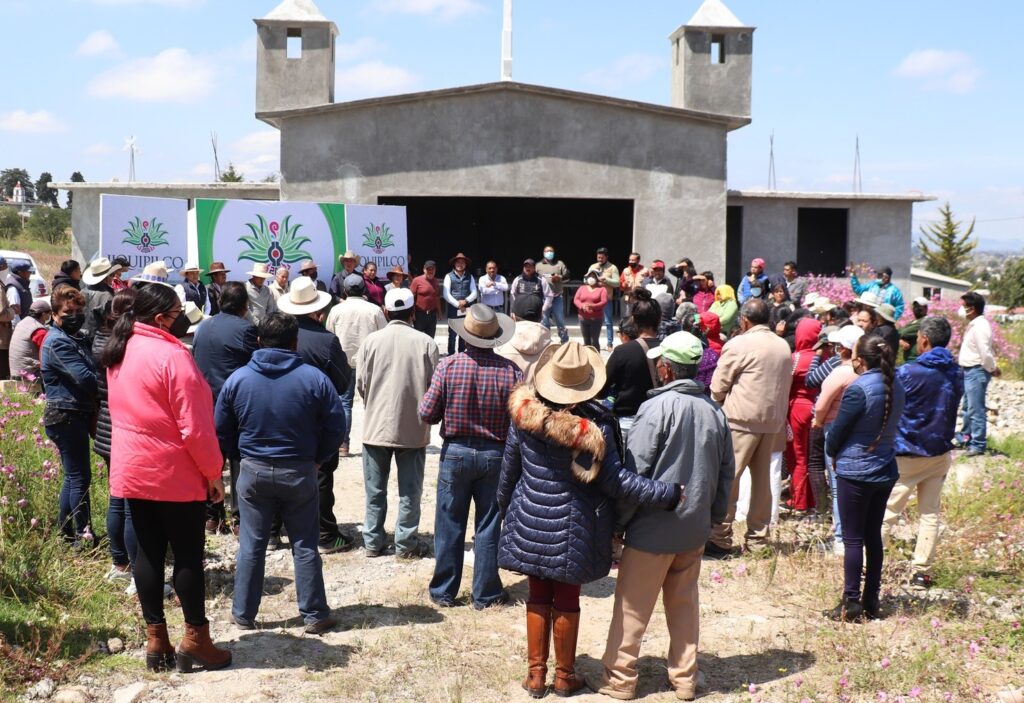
[447,271,472,303]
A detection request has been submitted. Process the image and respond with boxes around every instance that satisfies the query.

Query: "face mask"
[307,273,317,282]
[629,262,640,270]
[59,312,86,335]
[169,311,191,339]
[544,252,555,261]
[750,287,762,298]
[957,306,967,319]
[585,277,598,286]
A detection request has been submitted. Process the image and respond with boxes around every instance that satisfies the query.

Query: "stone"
[112,682,146,703]
[106,637,125,654]
[24,678,56,700]
[51,689,89,703]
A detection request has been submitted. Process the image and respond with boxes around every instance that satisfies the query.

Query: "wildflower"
[943,693,953,701]
[908,687,921,698]
[30,517,38,528]
[16,498,27,508]
[710,571,723,584]
[968,641,980,658]
[734,563,748,577]
[748,683,757,694]
[839,675,849,688]
[1012,622,1021,630]
[0,495,7,505]
[931,616,942,629]
[880,656,891,669]
[878,694,888,702]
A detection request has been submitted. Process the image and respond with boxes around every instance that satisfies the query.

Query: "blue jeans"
[603,297,615,346]
[340,370,355,446]
[837,476,895,603]
[234,458,329,625]
[429,438,504,607]
[543,295,569,343]
[45,410,92,540]
[961,366,991,452]
[825,450,842,542]
[107,496,138,568]
[362,445,426,553]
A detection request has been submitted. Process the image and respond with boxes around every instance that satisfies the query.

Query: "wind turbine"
[123,136,141,183]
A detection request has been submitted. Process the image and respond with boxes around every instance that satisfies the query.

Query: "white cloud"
[84,142,114,155]
[231,130,280,155]
[88,48,215,102]
[894,49,981,94]
[77,30,122,58]
[336,37,387,63]
[582,53,664,92]
[0,109,67,133]
[85,0,203,7]
[369,0,483,21]
[336,61,419,99]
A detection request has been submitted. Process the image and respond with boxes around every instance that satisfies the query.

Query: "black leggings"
[836,476,895,603]
[128,499,208,626]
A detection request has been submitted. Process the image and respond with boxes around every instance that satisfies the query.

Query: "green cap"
[646,331,704,365]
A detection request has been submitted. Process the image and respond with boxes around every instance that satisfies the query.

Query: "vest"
[9,276,32,316]
[183,280,208,310]
[514,274,543,301]
[447,271,472,303]
[207,283,222,316]
[9,317,45,378]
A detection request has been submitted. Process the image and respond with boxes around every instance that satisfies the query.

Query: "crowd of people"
[0,245,1004,699]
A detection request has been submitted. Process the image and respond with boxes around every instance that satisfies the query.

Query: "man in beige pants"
[706,299,792,558]
[882,317,963,588]
[589,332,734,701]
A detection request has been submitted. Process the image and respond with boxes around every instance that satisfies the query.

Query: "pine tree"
[67,171,85,210]
[35,172,58,207]
[219,163,244,183]
[918,202,978,279]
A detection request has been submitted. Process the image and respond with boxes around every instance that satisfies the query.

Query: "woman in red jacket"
[100,282,231,674]
[785,317,823,514]
[362,261,386,307]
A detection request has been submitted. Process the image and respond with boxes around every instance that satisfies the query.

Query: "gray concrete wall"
[672,29,753,118]
[278,88,730,277]
[256,23,335,113]
[727,195,914,292]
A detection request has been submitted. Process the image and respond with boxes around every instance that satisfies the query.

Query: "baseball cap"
[827,325,864,350]
[12,262,33,274]
[423,260,437,269]
[651,259,666,270]
[751,258,765,268]
[645,331,704,365]
[343,273,366,295]
[523,258,536,266]
[913,296,930,307]
[29,299,51,314]
[385,287,414,312]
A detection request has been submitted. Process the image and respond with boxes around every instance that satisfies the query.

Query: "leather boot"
[176,622,232,673]
[522,604,551,698]
[551,609,586,697]
[145,623,175,672]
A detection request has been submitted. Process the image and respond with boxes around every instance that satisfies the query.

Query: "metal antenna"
[501,0,513,81]
[853,134,863,193]
[123,136,139,183]
[768,131,777,191]
[211,132,221,181]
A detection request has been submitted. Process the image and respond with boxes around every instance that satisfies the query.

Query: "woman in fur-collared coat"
[497,342,682,699]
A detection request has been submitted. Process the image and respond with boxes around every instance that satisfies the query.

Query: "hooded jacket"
[895,347,964,457]
[699,311,724,355]
[496,321,553,381]
[497,387,680,585]
[215,348,345,465]
[790,318,822,405]
[709,285,738,335]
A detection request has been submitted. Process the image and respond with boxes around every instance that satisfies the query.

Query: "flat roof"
[727,189,934,203]
[910,267,971,286]
[50,182,281,194]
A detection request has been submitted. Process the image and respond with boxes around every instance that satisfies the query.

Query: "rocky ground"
[987,379,1024,436]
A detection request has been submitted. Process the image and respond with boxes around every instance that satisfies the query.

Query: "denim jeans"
[107,496,138,568]
[340,369,355,446]
[618,415,636,448]
[961,366,991,452]
[317,451,342,544]
[603,298,615,347]
[543,295,569,343]
[429,438,504,607]
[45,410,92,539]
[234,458,330,625]
[837,476,895,603]
[362,444,426,553]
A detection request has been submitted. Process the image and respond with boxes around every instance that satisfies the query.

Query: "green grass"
[0,236,72,282]
[1002,321,1024,381]
[990,433,1024,461]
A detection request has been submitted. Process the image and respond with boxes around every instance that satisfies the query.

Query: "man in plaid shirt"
[419,304,521,609]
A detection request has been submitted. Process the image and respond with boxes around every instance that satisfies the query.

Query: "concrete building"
[910,267,972,301]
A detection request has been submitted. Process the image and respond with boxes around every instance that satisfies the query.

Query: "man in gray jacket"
[590,331,734,702]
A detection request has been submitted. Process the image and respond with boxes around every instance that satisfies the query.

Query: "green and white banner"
[345,204,409,271]
[99,194,189,280]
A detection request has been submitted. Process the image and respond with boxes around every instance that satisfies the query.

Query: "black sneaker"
[862,598,883,621]
[703,541,736,560]
[319,535,354,555]
[233,615,256,630]
[825,598,864,623]
[430,594,459,608]
[910,572,934,589]
[396,542,431,560]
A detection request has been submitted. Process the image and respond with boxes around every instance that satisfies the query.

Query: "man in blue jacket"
[850,265,905,319]
[882,316,963,589]
[215,313,345,635]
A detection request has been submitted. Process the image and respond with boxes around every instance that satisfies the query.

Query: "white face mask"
[957,306,967,319]
[585,277,598,286]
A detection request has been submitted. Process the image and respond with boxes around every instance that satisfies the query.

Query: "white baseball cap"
[913,296,930,306]
[384,287,415,312]
[827,325,865,350]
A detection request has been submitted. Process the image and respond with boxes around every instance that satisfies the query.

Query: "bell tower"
[255,0,338,114]
[670,0,754,120]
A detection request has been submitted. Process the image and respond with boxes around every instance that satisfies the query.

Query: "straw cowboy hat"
[246,262,272,279]
[184,301,206,335]
[876,303,897,323]
[449,252,472,267]
[533,341,607,405]
[131,261,175,289]
[339,250,358,262]
[298,259,319,274]
[448,304,515,348]
[277,276,332,316]
[206,261,230,276]
[810,297,835,314]
[82,257,122,286]
[179,261,203,275]
[855,291,882,308]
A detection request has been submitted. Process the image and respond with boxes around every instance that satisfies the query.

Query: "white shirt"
[477,274,509,307]
[5,287,21,324]
[959,315,997,372]
[442,271,479,308]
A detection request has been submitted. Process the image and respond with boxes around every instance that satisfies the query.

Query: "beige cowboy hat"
[533,341,607,405]
[184,301,207,335]
[247,262,272,279]
[339,250,358,262]
[809,297,835,314]
[855,291,882,308]
[206,261,230,276]
[298,259,319,274]
[82,257,121,286]
[179,261,203,275]
[448,304,515,349]
[130,261,176,290]
[277,276,332,316]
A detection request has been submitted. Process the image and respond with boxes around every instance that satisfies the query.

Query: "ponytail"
[99,283,179,369]
[855,335,896,452]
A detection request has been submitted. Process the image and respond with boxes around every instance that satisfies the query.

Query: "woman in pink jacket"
[100,282,231,674]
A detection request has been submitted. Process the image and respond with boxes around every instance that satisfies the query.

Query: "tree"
[67,171,85,210]
[35,172,58,207]
[25,206,71,245]
[991,257,1024,309]
[918,202,978,279]
[0,208,22,239]
[261,172,280,183]
[0,168,35,201]
[219,163,244,182]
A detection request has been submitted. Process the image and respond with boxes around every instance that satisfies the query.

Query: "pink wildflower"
[908,687,921,698]
[711,571,723,583]
[880,656,891,669]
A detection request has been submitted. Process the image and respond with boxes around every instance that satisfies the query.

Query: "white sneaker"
[124,581,174,598]
[833,541,845,557]
[105,566,132,582]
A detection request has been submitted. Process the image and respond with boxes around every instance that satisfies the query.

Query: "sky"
[2,0,1022,249]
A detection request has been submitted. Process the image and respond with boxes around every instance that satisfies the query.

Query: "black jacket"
[191,312,258,403]
[91,329,112,460]
[296,316,350,395]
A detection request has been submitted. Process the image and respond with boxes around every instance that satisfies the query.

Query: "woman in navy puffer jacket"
[498,342,681,699]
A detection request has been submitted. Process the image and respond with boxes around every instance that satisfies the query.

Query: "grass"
[0,236,71,283]
[1002,321,1024,381]
[990,433,1024,461]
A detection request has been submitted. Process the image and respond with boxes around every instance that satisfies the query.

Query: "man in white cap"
[592,331,733,702]
[245,263,277,327]
[279,277,352,553]
[81,257,123,341]
[175,261,211,314]
[356,288,439,558]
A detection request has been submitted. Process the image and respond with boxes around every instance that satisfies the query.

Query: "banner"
[99,194,189,280]
[193,199,347,278]
[345,204,409,272]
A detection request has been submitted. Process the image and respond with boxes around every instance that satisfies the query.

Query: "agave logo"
[237,215,312,270]
[122,217,170,254]
[362,222,395,254]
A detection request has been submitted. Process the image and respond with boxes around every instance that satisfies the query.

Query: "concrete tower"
[255,0,338,114]
[670,0,754,119]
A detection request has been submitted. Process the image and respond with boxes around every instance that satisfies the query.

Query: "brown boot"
[145,623,175,672]
[176,622,232,673]
[551,609,586,697]
[522,604,551,698]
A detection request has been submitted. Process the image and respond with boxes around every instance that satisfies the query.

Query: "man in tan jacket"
[707,299,792,557]
[356,288,439,558]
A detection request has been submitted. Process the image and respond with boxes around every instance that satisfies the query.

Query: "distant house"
[910,267,972,300]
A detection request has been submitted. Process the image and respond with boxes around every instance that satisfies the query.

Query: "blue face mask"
[544,251,555,261]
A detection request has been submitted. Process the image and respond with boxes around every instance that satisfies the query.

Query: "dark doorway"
[377,196,635,282]
[725,205,744,289]
[797,208,848,277]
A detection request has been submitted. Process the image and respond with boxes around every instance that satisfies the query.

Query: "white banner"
[99,194,189,280]
[344,204,409,272]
